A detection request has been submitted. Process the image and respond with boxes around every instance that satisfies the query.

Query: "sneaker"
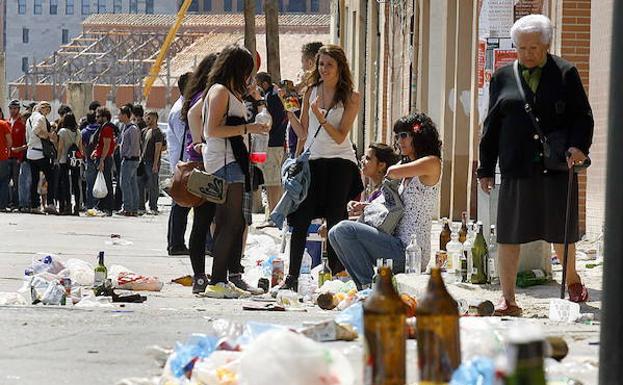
[270,275,299,298]
[192,275,209,294]
[200,282,251,299]
[44,205,58,215]
[229,274,265,295]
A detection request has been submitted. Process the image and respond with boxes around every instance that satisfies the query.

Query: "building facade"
[3,0,178,83]
[182,0,330,14]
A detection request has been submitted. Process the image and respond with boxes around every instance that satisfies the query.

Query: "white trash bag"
[93,171,108,199]
[64,258,95,286]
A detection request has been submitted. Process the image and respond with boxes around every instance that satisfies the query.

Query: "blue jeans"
[328,221,406,289]
[7,159,20,208]
[18,161,31,209]
[0,160,9,209]
[120,159,139,212]
[85,159,98,209]
[138,161,160,211]
[214,162,245,183]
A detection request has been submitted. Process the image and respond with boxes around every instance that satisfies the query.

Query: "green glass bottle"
[470,222,488,284]
[94,251,107,287]
[516,269,549,288]
[505,332,547,385]
[317,256,332,288]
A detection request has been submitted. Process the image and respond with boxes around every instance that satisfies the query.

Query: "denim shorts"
[214,162,245,183]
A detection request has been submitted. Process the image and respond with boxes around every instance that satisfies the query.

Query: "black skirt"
[497,166,579,244]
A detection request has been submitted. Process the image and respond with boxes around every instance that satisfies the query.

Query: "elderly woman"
[478,14,593,316]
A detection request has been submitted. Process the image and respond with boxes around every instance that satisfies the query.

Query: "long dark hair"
[369,142,400,172]
[181,53,219,122]
[393,112,442,160]
[307,44,354,106]
[61,113,78,131]
[204,45,254,100]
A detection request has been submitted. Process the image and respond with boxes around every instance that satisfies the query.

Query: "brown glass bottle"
[439,218,451,251]
[459,212,469,243]
[416,267,462,384]
[363,266,406,385]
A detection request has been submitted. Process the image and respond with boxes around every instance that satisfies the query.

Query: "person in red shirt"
[7,100,26,210]
[92,107,116,216]
[0,108,13,211]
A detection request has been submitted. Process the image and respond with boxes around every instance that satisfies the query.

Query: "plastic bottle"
[298,249,314,301]
[445,224,464,281]
[405,235,422,275]
[250,101,271,164]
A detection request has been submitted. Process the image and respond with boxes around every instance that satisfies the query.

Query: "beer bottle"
[363,266,406,385]
[505,328,547,385]
[94,251,107,287]
[439,218,451,251]
[416,267,461,384]
[459,212,469,243]
[470,222,488,284]
[318,256,332,288]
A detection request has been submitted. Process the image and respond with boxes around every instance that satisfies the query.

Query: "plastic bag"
[112,269,163,292]
[64,258,95,286]
[25,254,66,276]
[41,280,65,305]
[93,171,108,199]
[239,330,354,385]
[192,351,242,385]
[0,292,28,306]
[335,302,363,334]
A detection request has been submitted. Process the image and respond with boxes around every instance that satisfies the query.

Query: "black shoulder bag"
[512,60,569,172]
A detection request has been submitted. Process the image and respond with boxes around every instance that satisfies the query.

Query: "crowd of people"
[0,14,594,315]
[0,99,166,217]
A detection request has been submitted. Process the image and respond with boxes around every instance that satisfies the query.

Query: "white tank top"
[202,86,248,174]
[304,86,357,163]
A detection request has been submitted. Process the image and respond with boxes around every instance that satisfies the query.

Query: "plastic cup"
[250,133,269,164]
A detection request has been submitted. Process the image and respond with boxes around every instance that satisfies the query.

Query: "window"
[257,0,263,13]
[34,0,43,14]
[18,0,26,14]
[66,0,74,14]
[113,0,122,13]
[62,29,70,44]
[223,0,232,12]
[22,57,29,72]
[97,0,106,13]
[146,0,154,13]
[287,0,306,12]
[188,0,198,12]
[236,0,243,12]
[203,0,212,12]
[311,0,319,12]
[50,0,59,14]
[23,28,29,43]
[129,0,138,13]
[81,0,90,15]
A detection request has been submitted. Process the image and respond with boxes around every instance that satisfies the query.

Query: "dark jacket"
[477,54,593,178]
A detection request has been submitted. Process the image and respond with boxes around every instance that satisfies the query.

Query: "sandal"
[568,282,589,303]
[493,299,523,317]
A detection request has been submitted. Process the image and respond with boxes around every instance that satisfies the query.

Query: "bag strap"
[513,60,547,145]
[303,104,334,156]
[179,122,188,163]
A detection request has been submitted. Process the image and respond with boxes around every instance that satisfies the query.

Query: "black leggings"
[287,158,363,277]
[58,163,80,212]
[29,158,55,207]
[211,183,246,284]
[188,201,215,277]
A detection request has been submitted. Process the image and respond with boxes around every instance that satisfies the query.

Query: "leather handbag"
[512,60,569,172]
[169,160,207,208]
[358,178,405,235]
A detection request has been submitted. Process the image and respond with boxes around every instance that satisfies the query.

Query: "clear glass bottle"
[372,258,383,284]
[462,223,475,283]
[487,225,499,284]
[363,266,406,385]
[405,235,422,275]
[445,224,463,281]
[317,256,332,288]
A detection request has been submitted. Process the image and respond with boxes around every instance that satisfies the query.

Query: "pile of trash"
[0,253,164,307]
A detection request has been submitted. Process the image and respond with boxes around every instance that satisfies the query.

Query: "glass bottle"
[318,256,332,288]
[445,224,463,280]
[93,251,107,287]
[459,211,469,243]
[372,258,384,284]
[462,223,475,283]
[516,269,549,288]
[487,225,499,284]
[439,217,451,251]
[405,235,422,275]
[505,328,547,385]
[416,268,462,383]
[363,266,406,385]
[470,222,489,284]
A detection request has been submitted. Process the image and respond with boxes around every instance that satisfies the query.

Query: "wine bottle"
[93,251,107,287]
[470,222,488,284]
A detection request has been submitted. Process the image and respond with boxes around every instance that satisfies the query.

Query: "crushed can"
[271,258,285,287]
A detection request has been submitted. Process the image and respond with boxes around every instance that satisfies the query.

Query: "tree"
[244,0,257,75]
[265,0,281,81]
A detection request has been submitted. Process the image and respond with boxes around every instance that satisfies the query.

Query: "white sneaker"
[200,282,251,299]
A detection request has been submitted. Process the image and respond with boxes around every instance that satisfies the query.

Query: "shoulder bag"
[358,178,405,235]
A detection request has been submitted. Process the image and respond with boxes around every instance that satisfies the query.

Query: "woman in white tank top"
[275,45,364,292]
[328,113,442,289]
[192,45,270,299]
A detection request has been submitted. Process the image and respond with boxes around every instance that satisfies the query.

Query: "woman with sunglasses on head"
[329,112,442,290]
[277,44,364,292]
[194,45,270,299]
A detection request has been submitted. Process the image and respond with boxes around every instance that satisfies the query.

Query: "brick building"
[183,0,329,13]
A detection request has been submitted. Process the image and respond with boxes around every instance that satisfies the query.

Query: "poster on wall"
[494,49,518,70]
[513,0,546,21]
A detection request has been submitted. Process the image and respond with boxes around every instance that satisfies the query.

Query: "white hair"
[510,14,553,46]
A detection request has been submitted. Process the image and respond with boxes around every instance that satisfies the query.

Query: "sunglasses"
[394,132,412,142]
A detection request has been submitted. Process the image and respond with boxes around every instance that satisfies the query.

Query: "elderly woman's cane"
[560,154,592,300]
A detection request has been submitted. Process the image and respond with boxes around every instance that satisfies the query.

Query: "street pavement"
[0,201,602,385]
